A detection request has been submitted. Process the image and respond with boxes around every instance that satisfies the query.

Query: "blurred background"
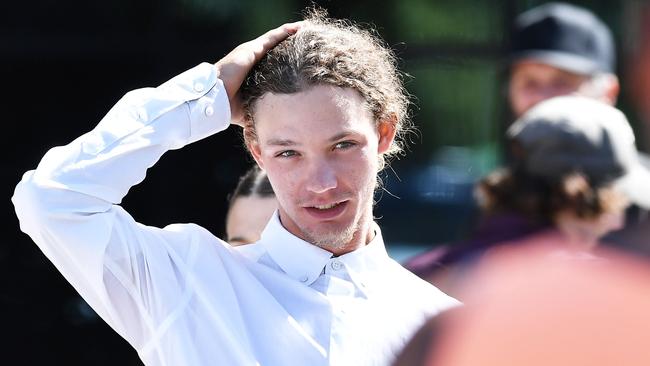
[3,0,650,364]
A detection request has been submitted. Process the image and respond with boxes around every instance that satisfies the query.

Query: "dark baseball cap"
[508,95,650,209]
[510,2,615,75]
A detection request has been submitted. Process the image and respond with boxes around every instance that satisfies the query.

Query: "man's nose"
[538,84,573,102]
[305,160,338,194]
[526,88,561,114]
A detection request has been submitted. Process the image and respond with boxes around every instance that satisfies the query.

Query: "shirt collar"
[259,212,391,286]
[335,222,391,288]
[260,211,333,286]
[336,222,390,273]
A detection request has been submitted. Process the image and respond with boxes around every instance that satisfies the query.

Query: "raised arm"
[11,22,299,352]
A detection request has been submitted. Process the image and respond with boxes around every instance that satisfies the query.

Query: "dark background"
[2,0,647,364]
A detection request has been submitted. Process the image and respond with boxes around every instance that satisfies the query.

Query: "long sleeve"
[11,62,232,351]
[11,61,459,366]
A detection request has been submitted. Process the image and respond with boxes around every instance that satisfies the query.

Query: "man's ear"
[602,74,620,105]
[586,73,620,106]
[377,115,398,154]
[247,141,265,171]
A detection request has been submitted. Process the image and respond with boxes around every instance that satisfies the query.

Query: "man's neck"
[329,219,376,257]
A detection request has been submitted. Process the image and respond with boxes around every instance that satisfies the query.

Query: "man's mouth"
[313,202,340,210]
[304,200,348,219]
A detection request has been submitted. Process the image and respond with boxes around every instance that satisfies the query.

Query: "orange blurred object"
[397,239,650,366]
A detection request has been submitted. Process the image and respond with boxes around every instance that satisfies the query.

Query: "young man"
[12,11,459,366]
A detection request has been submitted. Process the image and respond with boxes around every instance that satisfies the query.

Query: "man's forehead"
[259,85,367,107]
[511,60,588,78]
[253,85,376,141]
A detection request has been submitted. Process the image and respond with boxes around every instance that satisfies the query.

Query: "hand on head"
[215,22,303,126]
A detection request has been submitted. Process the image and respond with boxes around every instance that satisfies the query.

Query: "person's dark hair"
[475,166,627,223]
[227,166,275,210]
[240,6,413,170]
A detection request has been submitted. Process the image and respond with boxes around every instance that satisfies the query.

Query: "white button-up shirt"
[12,63,460,366]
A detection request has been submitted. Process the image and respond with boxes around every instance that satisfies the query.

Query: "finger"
[254,21,304,57]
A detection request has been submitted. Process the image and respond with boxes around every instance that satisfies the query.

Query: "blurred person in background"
[393,238,650,366]
[406,95,650,299]
[225,165,277,245]
[405,2,650,293]
[11,8,459,365]
[506,2,619,119]
[506,1,650,251]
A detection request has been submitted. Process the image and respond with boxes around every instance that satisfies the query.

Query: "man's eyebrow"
[265,131,358,146]
[328,131,356,142]
[266,138,300,147]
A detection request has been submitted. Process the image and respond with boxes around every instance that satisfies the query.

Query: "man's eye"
[334,141,355,150]
[276,150,297,158]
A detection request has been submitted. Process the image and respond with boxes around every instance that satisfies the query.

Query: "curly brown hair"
[239,7,413,170]
[475,167,629,223]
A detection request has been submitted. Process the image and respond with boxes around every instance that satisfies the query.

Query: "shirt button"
[204,106,214,116]
[300,275,309,283]
[193,82,205,92]
[331,260,343,271]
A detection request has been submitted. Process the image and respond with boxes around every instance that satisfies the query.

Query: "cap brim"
[615,154,650,209]
[510,50,604,75]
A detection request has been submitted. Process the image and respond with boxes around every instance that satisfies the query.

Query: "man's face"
[508,61,590,118]
[248,85,395,254]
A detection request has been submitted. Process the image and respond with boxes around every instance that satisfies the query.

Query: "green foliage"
[391,0,504,43]
[405,59,502,170]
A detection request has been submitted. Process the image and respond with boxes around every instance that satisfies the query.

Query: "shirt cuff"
[158,62,232,146]
[187,75,231,145]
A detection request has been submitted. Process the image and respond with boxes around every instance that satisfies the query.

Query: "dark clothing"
[404,213,551,280]
[603,205,650,257]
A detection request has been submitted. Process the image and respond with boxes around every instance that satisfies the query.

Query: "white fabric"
[12,62,460,366]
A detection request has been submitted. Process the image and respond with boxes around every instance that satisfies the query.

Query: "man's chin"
[302,225,356,252]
